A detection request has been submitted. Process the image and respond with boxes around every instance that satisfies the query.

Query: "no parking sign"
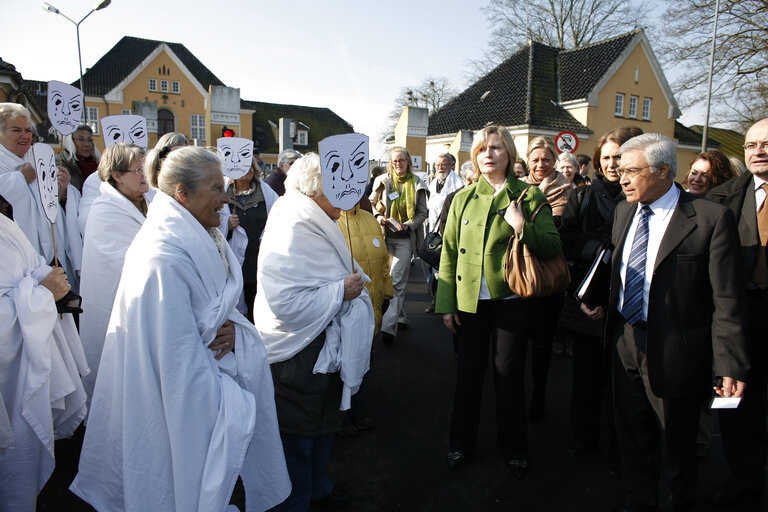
[555,131,579,153]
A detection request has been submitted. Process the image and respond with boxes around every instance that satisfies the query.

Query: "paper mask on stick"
[100,115,148,149]
[47,81,83,135]
[33,143,58,223]
[217,137,253,180]
[319,133,369,211]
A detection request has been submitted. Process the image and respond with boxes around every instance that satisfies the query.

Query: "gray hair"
[156,131,188,148]
[278,148,302,167]
[459,160,475,180]
[285,152,324,198]
[557,152,579,170]
[438,152,456,165]
[0,102,35,134]
[97,143,146,186]
[62,124,101,164]
[729,157,746,177]
[619,133,677,179]
[158,146,222,198]
[145,133,190,188]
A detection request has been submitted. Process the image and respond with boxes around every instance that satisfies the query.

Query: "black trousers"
[718,291,768,494]
[612,320,703,512]
[449,299,533,459]
[570,332,606,447]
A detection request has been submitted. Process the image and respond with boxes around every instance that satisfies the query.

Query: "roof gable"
[241,100,354,154]
[77,36,224,97]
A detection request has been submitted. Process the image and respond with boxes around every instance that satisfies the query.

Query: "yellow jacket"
[338,206,394,333]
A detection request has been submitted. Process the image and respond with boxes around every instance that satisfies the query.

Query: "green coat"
[435,174,561,314]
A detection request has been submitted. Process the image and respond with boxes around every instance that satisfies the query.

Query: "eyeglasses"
[118,168,144,175]
[73,137,94,143]
[743,142,768,152]
[617,165,653,176]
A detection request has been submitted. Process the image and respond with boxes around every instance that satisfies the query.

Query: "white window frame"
[615,93,624,117]
[149,79,157,92]
[121,109,131,115]
[296,130,308,145]
[190,114,205,142]
[161,80,169,93]
[86,107,99,135]
[629,95,638,119]
[172,81,180,94]
[642,98,652,120]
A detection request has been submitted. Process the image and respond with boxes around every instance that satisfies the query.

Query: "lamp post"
[41,0,111,102]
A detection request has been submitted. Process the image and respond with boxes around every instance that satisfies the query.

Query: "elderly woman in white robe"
[0,103,82,290]
[254,152,374,511]
[79,143,149,411]
[71,146,290,512]
[0,212,88,512]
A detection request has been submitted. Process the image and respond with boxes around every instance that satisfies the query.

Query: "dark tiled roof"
[241,100,354,154]
[0,57,21,78]
[689,125,743,159]
[428,42,591,136]
[559,30,639,102]
[77,36,225,96]
[675,121,719,148]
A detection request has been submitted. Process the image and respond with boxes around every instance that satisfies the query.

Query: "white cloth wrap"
[79,181,150,414]
[427,170,464,232]
[71,191,289,512]
[255,191,375,410]
[0,214,88,509]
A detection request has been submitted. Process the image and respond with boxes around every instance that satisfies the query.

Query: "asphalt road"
[37,263,767,511]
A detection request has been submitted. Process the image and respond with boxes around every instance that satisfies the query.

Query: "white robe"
[0,145,83,291]
[426,170,463,232]
[71,191,290,512]
[79,182,150,413]
[0,214,88,511]
[254,191,375,410]
[77,172,101,238]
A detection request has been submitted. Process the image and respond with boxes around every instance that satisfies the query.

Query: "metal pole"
[701,0,720,153]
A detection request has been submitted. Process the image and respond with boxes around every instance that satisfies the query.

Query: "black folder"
[574,243,612,308]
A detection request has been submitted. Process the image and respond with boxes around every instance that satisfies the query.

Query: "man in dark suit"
[706,117,768,505]
[603,133,749,511]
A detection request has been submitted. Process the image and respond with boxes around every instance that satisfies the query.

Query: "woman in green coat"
[435,125,561,478]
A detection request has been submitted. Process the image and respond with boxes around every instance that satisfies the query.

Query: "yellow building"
[425,29,709,181]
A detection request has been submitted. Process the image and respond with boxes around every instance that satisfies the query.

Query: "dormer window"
[296,130,308,146]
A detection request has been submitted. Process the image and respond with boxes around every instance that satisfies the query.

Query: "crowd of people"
[1,95,767,512]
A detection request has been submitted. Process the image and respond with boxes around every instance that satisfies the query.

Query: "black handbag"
[419,231,442,268]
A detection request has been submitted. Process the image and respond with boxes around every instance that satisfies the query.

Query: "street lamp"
[41,0,111,99]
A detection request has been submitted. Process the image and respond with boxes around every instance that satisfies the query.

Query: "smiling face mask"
[32,143,58,223]
[47,81,83,136]
[319,133,369,211]
[100,115,148,150]
[217,137,253,180]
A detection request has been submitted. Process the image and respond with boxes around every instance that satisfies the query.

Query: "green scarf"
[390,171,416,224]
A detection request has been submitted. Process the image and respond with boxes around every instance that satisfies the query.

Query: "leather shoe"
[336,421,358,438]
[310,486,350,509]
[382,332,394,345]
[507,457,529,479]
[350,413,374,431]
[447,450,467,470]
[707,481,760,505]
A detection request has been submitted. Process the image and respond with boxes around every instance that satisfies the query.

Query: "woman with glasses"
[79,143,150,409]
[61,124,100,193]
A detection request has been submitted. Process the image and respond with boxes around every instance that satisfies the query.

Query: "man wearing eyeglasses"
[705,118,768,506]
[600,133,749,512]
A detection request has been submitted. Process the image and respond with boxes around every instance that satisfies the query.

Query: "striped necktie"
[622,205,653,325]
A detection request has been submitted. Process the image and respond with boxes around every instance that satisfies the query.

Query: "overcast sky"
[2,0,702,158]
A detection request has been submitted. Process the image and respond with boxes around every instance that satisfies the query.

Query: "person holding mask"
[436,125,560,477]
[369,146,428,344]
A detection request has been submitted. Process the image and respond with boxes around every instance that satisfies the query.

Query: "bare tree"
[469,0,642,77]
[658,0,768,124]
[379,77,457,142]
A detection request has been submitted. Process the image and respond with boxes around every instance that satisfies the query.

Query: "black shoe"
[425,301,435,313]
[707,481,761,505]
[311,486,350,509]
[336,421,358,438]
[350,413,374,431]
[507,458,529,479]
[397,321,408,331]
[447,450,467,470]
[382,332,394,345]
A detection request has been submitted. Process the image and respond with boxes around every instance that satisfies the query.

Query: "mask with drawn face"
[217,137,253,180]
[100,115,148,149]
[319,133,369,211]
[47,81,83,135]
[32,143,58,223]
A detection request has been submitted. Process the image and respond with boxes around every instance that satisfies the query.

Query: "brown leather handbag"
[502,187,570,298]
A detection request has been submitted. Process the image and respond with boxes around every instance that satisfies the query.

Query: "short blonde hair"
[526,136,557,161]
[97,143,146,186]
[470,125,517,177]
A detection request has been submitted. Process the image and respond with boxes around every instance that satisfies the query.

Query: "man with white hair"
[590,133,749,511]
[706,117,768,506]
[265,148,302,196]
[0,103,82,289]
